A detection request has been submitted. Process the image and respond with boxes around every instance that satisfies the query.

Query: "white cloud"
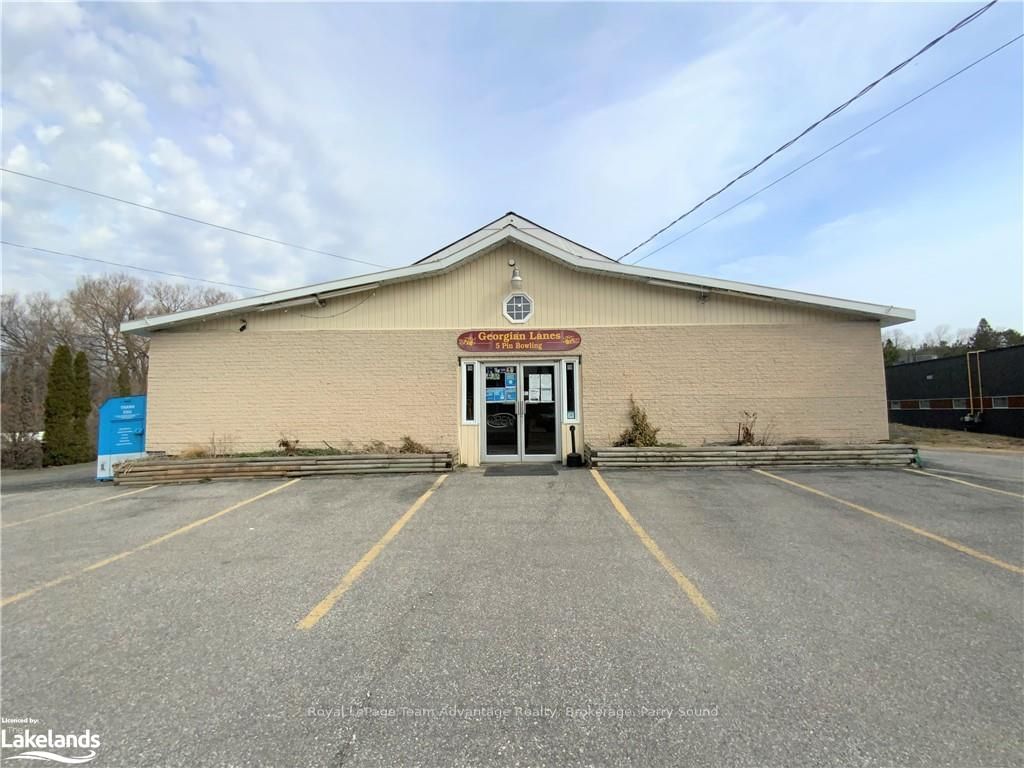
[33,124,64,144]
[225,108,254,133]
[11,72,83,118]
[80,224,116,248]
[98,80,146,123]
[718,186,1022,334]
[168,82,205,108]
[1,2,84,70]
[73,106,104,126]
[3,1,82,33]
[538,3,962,257]
[94,139,135,165]
[148,136,198,175]
[0,0,1019,329]
[93,140,150,193]
[203,133,234,161]
[5,144,32,170]
[702,200,768,233]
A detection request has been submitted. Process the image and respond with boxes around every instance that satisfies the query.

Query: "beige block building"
[122,213,914,465]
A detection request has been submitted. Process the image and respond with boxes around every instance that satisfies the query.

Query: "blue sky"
[2,1,1021,340]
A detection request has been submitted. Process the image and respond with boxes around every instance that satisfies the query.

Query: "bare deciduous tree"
[66,274,149,388]
[2,274,234,464]
[921,324,952,349]
[147,283,235,315]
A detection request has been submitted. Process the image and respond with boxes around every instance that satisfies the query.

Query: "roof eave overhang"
[120,223,915,334]
[504,227,915,326]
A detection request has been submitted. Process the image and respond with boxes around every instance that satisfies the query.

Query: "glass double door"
[483,362,559,462]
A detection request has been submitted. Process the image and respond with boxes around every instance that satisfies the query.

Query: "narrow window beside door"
[462,361,478,424]
[564,361,577,421]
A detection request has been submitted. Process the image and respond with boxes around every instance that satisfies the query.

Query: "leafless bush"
[399,436,429,454]
[277,434,300,455]
[177,432,236,459]
[208,432,236,457]
[735,411,776,446]
[178,444,211,459]
[614,395,660,447]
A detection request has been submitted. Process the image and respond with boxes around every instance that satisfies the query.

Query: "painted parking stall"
[592,467,1023,766]
[2,457,1022,766]
[760,466,1024,572]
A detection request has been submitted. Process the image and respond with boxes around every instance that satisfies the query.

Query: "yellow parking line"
[1,479,301,607]
[590,469,718,625]
[297,474,448,630]
[904,467,1024,499]
[753,469,1023,576]
[2,485,158,529]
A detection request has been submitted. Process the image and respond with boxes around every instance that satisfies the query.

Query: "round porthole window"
[503,292,533,323]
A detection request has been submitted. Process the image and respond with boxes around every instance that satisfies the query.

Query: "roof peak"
[415,212,613,266]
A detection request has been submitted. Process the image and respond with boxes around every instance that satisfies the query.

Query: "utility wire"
[0,168,386,268]
[0,240,265,292]
[618,0,1001,261]
[630,33,1024,266]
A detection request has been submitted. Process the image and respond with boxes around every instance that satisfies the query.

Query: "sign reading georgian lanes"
[457,329,581,353]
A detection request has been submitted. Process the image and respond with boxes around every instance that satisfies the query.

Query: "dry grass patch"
[889,423,1024,450]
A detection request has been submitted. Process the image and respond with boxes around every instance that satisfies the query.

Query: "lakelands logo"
[1,725,100,764]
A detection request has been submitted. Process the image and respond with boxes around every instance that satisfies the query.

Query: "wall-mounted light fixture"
[508,258,522,289]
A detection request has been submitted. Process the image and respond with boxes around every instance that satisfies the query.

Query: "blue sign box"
[96,396,147,480]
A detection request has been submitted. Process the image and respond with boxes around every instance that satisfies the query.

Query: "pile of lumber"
[589,444,917,469]
[114,453,453,485]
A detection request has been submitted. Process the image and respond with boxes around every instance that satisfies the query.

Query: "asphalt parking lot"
[1,449,1021,767]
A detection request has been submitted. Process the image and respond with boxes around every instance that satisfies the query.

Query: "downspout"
[965,350,985,423]
[976,352,984,415]
[966,352,974,419]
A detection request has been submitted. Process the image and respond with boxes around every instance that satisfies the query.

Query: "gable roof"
[413,212,615,265]
[121,212,915,334]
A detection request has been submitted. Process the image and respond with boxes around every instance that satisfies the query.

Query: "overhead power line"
[0,240,265,292]
[618,0,1001,261]
[0,168,386,269]
[630,33,1024,266]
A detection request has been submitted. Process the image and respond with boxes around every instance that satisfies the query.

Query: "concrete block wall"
[144,321,887,456]
[146,330,459,454]
[580,322,888,446]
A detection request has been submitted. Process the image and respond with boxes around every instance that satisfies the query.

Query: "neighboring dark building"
[885,344,1024,437]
